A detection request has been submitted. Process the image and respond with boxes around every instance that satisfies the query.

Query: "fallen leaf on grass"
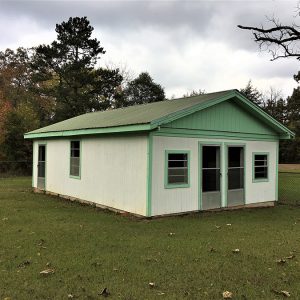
[40,268,55,275]
[38,239,45,246]
[271,289,291,297]
[281,291,291,297]
[99,287,110,297]
[146,257,158,262]
[222,291,233,298]
[285,255,295,260]
[232,249,240,254]
[276,258,286,265]
[18,260,31,268]
[67,294,74,299]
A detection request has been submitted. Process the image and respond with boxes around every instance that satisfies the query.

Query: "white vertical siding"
[244,140,277,204]
[33,135,148,216]
[151,135,277,216]
[151,137,199,216]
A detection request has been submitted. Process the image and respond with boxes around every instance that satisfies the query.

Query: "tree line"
[240,81,300,163]
[0,16,299,172]
[0,17,165,168]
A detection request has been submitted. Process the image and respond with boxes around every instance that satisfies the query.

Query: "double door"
[201,145,244,210]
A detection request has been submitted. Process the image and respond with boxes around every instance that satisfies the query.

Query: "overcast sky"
[0,0,299,98]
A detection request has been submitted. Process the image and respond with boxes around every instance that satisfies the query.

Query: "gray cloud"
[0,0,298,97]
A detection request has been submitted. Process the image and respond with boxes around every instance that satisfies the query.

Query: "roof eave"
[24,123,152,139]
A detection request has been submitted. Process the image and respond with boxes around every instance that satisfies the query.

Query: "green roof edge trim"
[24,124,152,139]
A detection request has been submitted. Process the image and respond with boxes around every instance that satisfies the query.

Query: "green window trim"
[69,140,81,179]
[252,152,269,183]
[164,150,190,189]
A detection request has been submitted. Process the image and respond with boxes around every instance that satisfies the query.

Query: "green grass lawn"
[279,172,300,206]
[1,178,300,299]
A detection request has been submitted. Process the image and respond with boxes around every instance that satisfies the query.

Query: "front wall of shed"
[32,135,148,216]
[151,135,277,216]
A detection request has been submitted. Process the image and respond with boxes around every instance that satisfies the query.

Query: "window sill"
[252,178,269,183]
[70,175,81,180]
[164,183,190,189]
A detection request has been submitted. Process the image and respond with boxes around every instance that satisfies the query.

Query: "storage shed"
[25,89,294,217]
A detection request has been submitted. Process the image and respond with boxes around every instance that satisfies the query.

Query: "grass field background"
[279,164,300,206]
[1,173,300,299]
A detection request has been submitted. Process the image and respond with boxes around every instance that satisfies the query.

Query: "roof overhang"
[24,123,152,139]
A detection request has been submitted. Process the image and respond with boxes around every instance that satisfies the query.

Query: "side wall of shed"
[150,135,278,216]
[32,134,148,216]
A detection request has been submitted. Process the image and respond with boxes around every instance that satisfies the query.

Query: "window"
[202,146,221,192]
[253,153,268,182]
[165,151,190,188]
[228,146,244,190]
[70,141,81,178]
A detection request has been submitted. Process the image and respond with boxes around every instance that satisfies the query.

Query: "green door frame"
[37,142,47,190]
[224,143,246,207]
[198,141,224,210]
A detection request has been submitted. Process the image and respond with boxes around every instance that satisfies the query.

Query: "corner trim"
[146,133,153,217]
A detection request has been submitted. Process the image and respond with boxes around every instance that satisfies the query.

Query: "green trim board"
[25,124,152,139]
[275,141,279,201]
[164,150,191,189]
[198,142,223,210]
[24,90,294,140]
[153,128,280,141]
[69,139,82,180]
[252,152,269,183]
[224,143,246,207]
[146,133,153,217]
[32,143,35,187]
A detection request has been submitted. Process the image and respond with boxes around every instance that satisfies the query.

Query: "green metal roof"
[26,90,233,134]
[24,89,294,139]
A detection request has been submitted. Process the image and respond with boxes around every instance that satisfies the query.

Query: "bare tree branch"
[238,18,300,61]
